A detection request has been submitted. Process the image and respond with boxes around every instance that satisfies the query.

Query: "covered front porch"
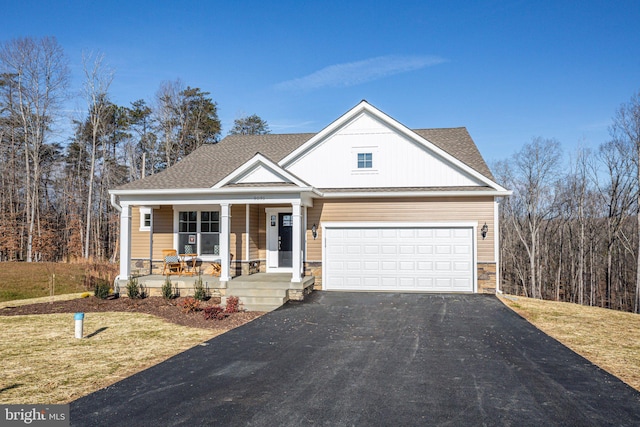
[111,182,320,310]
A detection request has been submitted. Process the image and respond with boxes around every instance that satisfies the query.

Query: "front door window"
[278,213,293,268]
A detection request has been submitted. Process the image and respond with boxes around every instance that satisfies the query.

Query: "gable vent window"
[357,152,373,169]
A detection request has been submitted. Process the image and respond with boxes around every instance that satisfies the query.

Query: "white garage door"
[324,226,474,292]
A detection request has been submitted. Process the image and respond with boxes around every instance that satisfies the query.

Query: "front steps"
[226,275,315,312]
[122,273,316,312]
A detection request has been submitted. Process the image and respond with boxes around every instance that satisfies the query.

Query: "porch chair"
[162,249,182,276]
[181,245,198,276]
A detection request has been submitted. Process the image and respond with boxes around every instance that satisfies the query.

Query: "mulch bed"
[0,296,265,330]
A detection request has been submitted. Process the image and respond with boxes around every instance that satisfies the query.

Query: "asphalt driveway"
[71,293,640,426]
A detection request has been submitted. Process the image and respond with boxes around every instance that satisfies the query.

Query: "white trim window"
[351,146,378,174]
[177,210,220,256]
[357,152,373,169]
[139,207,151,231]
[200,211,220,255]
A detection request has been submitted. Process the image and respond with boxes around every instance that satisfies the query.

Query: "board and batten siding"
[306,197,496,263]
[286,112,483,189]
[131,206,174,260]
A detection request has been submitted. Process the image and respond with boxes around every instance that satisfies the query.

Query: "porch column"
[291,201,302,283]
[119,203,132,280]
[220,203,231,282]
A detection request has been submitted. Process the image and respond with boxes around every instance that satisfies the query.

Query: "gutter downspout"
[110,193,122,288]
[110,193,122,213]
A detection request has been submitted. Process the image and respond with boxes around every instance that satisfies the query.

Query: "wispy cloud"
[274,55,447,91]
[270,120,316,131]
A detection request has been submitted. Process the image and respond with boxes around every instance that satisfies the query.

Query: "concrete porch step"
[242,302,288,312]
[235,295,288,312]
[235,296,286,306]
[227,281,295,290]
[229,288,288,298]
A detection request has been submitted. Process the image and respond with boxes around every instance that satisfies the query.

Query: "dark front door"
[278,213,293,268]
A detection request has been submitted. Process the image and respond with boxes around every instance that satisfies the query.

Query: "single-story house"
[109,101,510,306]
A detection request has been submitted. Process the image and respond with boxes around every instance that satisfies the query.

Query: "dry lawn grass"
[500,294,640,391]
[0,312,221,404]
[0,261,116,302]
[0,293,87,309]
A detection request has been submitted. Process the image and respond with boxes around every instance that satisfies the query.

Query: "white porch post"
[220,203,231,282]
[291,201,302,283]
[119,203,132,280]
[495,199,501,293]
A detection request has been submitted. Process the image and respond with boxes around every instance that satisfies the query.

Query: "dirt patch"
[0,296,265,331]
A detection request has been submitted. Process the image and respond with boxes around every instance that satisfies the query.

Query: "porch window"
[178,211,197,254]
[177,210,220,256]
[200,211,220,255]
[139,207,151,231]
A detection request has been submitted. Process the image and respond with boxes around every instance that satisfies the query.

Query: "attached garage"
[322,223,476,292]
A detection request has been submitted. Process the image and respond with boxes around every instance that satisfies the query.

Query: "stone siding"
[477,262,497,294]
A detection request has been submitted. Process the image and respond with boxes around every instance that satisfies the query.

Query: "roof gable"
[213,153,310,188]
[280,101,505,191]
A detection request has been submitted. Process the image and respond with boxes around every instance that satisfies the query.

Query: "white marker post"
[74,312,84,339]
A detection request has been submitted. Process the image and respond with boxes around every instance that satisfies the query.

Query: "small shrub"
[181,297,201,313]
[225,296,241,313]
[193,276,207,301]
[126,277,140,299]
[203,305,226,320]
[94,282,110,299]
[161,277,173,300]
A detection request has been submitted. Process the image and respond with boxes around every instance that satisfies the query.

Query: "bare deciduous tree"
[81,51,114,259]
[0,36,69,262]
[502,137,562,298]
[610,91,640,312]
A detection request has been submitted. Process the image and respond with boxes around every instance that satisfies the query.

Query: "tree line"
[495,91,640,313]
[0,36,268,263]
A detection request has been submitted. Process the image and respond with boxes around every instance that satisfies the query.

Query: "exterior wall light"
[481,222,489,240]
[311,224,318,240]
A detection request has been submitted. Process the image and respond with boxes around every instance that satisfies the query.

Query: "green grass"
[0,262,117,302]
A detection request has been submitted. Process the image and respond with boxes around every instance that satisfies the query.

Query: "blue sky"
[3,0,639,164]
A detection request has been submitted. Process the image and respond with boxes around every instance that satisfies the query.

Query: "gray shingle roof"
[116,133,315,190]
[413,128,495,181]
[115,128,494,191]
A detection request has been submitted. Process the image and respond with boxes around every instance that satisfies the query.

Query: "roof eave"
[318,189,512,198]
[110,186,319,197]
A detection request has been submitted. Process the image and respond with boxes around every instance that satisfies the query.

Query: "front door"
[278,213,293,267]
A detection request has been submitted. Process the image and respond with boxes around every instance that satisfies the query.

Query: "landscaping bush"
[225,296,241,313]
[94,282,110,299]
[202,296,242,321]
[193,276,207,301]
[126,277,140,299]
[181,297,201,313]
[161,277,173,300]
[203,305,225,320]
[125,277,147,299]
